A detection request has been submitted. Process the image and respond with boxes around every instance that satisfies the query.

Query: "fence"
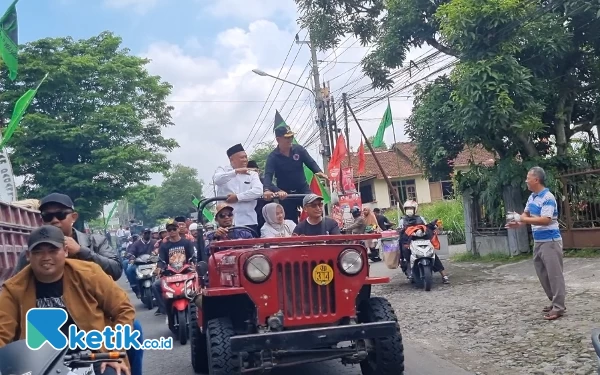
[558,168,600,248]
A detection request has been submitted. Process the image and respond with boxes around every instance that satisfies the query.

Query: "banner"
[0,147,17,202]
[341,167,355,193]
[332,192,362,228]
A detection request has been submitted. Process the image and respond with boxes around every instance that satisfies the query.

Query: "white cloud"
[141,13,452,194]
[103,0,159,14]
[200,0,297,22]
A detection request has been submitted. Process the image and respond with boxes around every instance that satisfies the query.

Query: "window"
[360,183,374,203]
[441,180,454,199]
[389,179,416,206]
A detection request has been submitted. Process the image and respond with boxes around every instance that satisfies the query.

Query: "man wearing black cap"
[125,228,157,297]
[213,143,264,235]
[264,125,328,223]
[12,193,122,280]
[0,225,135,375]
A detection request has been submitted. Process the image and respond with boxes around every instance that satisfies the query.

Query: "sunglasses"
[41,211,73,222]
[167,227,178,232]
[218,212,233,219]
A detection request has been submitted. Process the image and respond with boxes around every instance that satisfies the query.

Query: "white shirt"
[213,165,263,226]
[116,229,125,237]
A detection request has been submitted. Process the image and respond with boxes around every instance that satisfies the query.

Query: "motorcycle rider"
[12,193,121,280]
[0,225,135,375]
[188,223,199,239]
[373,207,394,230]
[344,207,366,234]
[152,222,196,316]
[125,228,157,298]
[151,227,160,240]
[399,200,449,284]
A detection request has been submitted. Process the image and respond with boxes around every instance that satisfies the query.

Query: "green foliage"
[149,164,204,218]
[248,142,273,171]
[384,199,466,245]
[0,32,178,221]
[367,136,387,150]
[125,184,161,226]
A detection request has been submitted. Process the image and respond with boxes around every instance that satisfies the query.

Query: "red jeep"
[190,196,404,374]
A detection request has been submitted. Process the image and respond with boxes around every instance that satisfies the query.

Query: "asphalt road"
[121,262,473,375]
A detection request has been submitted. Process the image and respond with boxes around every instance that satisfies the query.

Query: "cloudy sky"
[17,0,453,203]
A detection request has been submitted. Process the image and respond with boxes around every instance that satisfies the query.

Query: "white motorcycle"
[134,254,159,309]
[403,219,440,291]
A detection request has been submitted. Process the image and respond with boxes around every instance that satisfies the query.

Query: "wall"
[367,177,432,208]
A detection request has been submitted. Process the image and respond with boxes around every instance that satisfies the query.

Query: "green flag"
[274,110,331,203]
[0,0,19,81]
[193,195,214,222]
[0,73,48,149]
[104,202,118,229]
[372,102,392,148]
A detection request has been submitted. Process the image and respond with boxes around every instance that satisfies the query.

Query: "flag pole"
[388,97,402,224]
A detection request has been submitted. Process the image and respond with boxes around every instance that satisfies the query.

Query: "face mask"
[405,208,415,216]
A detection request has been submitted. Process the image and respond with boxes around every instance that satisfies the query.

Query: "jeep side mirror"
[197,261,209,276]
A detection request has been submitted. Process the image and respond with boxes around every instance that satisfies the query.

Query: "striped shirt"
[524,188,562,242]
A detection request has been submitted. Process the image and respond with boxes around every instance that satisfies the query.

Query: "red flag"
[328,134,348,175]
[357,139,366,173]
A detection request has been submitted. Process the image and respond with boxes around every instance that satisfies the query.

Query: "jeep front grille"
[276,260,336,319]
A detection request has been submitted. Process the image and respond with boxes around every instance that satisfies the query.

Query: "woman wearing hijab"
[261,203,297,238]
[363,207,382,262]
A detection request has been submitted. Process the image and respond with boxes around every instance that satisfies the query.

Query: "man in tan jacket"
[0,225,135,375]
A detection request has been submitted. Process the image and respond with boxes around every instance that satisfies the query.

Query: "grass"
[385,199,466,245]
[452,248,600,263]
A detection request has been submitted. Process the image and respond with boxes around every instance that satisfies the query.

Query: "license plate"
[312,263,334,286]
[165,274,192,283]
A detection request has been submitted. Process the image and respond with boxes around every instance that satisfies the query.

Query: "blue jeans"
[125,264,138,293]
[127,319,144,375]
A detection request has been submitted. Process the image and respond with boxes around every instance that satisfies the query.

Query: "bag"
[364,225,375,233]
[381,236,400,269]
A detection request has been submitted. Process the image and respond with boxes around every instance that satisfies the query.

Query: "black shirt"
[35,278,78,347]
[376,213,392,230]
[158,238,196,269]
[264,144,321,192]
[293,217,341,236]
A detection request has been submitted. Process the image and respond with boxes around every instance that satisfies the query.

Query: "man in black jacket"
[12,193,122,280]
[263,125,328,223]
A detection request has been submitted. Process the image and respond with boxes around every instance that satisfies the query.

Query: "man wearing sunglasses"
[205,203,253,257]
[12,193,122,280]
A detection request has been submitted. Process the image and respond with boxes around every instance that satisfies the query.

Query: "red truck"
[0,200,42,288]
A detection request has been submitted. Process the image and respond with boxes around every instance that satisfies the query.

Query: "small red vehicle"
[189,195,405,374]
[160,262,199,345]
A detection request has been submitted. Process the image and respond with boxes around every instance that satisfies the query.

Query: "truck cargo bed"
[0,202,41,286]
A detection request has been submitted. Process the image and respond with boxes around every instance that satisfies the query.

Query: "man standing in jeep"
[11,193,122,280]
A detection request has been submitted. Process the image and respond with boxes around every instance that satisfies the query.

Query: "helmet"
[403,200,418,216]
[351,207,361,218]
[204,223,215,230]
[151,227,159,233]
[189,223,198,231]
[158,225,167,233]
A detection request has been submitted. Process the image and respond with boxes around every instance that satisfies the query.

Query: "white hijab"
[261,203,295,237]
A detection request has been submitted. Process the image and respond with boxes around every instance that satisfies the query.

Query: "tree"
[0,32,178,220]
[367,136,387,151]
[125,184,161,226]
[149,164,204,218]
[248,142,274,171]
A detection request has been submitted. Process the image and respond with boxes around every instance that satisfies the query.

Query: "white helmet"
[189,223,198,231]
[403,200,418,216]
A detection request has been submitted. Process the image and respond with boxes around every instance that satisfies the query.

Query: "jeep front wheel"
[206,317,240,375]
[189,304,208,373]
[358,297,405,375]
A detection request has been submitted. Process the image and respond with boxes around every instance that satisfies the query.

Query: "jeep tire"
[190,304,208,373]
[358,297,405,375]
[206,317,240,375]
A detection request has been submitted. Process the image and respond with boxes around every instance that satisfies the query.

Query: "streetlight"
[252,69,316,98]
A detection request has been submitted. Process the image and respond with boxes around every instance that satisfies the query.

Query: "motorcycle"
[160,260,199,345]
[401,219,440,291]
[592,328,600,372]
[0,340,126,375]
[134,253,159,309]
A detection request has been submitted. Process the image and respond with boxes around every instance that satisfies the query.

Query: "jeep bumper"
[230,321,396,353]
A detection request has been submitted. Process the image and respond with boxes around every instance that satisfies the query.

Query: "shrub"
[383,200,466,245]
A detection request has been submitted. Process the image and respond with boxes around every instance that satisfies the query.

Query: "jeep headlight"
[339,249,363,275]
[244,254,271,283]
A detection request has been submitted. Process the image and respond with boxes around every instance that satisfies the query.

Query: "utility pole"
[342,93,351,167]
[296,31,330,172]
